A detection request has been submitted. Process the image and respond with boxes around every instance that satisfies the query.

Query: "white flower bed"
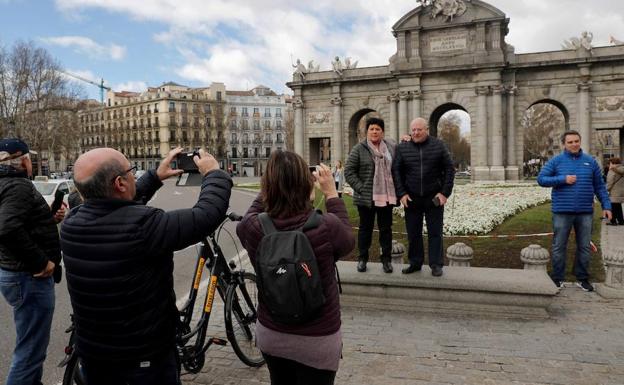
[392,183,551,235]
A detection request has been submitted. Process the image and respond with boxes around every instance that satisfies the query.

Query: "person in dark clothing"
[344,117,397,273]
[60,147,232,385]
[0,138,65,385]
[237,151,355,385]
[392,118,455,277]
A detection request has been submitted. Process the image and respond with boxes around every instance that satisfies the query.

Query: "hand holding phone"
[50,189,65,214]
[432,196,441,207]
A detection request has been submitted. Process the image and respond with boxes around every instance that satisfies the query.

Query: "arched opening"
[522,100,568,177]
[430,104,471,173]
[348,108,382,150]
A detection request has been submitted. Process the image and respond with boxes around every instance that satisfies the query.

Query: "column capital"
[505,84,518,95]
[330,96,343,106]
[577,81,592,92]
[293,98,304,109]
[492,84,505,95]
[387,92,400,102]
[475,86,490,96]
[411,88,423,99]
[399,91,412,101]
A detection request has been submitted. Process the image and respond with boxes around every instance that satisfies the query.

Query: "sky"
[1,0,624,102]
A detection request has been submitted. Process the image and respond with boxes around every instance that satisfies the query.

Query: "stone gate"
[287,0,624,181]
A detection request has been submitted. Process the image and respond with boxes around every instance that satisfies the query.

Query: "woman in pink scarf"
[344,117,397,273]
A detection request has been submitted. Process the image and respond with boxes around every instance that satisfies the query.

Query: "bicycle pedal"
[210,337,227,346]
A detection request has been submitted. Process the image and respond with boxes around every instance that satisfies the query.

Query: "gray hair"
[74,159,125,200]
[0,153,29,169]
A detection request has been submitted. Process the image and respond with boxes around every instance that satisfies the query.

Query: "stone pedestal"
[446,242,473,267]
[505,166,520,181]
[489,166,506,181]
[597,249,624,299]
[473,166,491,182]
[520,244,549,271]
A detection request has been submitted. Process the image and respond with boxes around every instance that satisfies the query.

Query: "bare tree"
[0,40,84,174]
[438,111,470,170]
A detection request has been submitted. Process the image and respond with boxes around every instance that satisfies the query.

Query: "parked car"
[32,177,74,208]
[457,170,471,177]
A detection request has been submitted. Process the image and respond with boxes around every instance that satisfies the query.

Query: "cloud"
[41,35,126,61]
[114,80,149,93]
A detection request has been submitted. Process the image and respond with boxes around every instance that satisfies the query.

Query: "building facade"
[225,85,289,176]
[80,82,227,170]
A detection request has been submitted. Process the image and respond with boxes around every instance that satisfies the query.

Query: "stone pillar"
[446,243,473,267]
[620,128,624,159]
[390,240,406,266]
[412,88,422,120]
[597,249,624,299]
[520,245,550,271]
[399,91,410,136]
[330,96,343,162]
[474,86,490,181]
[578,65,592,153]
[387,93,399,141]
[294,97,304,155]
[490,85,505,181]
[505,85,519,181]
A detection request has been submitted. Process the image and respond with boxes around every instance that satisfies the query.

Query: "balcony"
[263,139,273,145]
[230,139,240,144]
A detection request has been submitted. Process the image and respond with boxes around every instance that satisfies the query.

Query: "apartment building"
[226,85,288,176]
[80,82,226,170]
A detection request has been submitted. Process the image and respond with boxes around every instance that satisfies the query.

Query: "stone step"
[337,261,558,318]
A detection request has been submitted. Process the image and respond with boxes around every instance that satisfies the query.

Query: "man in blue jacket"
[538,130,611,291]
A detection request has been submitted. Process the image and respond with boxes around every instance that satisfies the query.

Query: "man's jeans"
[0,269,55,385]
[551,213,593,281]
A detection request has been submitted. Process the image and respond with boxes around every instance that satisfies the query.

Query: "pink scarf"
[368,139,397,207]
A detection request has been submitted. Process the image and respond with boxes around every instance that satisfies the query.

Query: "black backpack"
[255,211,326,325]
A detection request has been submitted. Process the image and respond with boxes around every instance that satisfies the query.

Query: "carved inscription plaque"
[430,33,467,53]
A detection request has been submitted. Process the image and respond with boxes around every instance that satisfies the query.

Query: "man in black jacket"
[392,118,455,276]
[60,147,232,385]
[0,138,64,385]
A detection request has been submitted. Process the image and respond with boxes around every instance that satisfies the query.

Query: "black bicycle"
[60,212,263,384]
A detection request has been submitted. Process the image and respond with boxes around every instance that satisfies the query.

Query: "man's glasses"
[112,165,137,183]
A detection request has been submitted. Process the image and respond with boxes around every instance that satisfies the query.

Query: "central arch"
[429,103,468,137]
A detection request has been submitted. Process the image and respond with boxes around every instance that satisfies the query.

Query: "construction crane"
[58,70,111,104]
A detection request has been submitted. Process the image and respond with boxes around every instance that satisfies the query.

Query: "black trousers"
[611,202,624,224]
[82,349,180,385]
[263,353,336,385]
[404,195,444,268]
[356,205,393,262]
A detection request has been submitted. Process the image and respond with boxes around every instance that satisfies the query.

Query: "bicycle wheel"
[224,272,264,367]
[62,355,86,385]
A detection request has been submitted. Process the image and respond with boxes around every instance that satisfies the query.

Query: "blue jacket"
[537,149,611,213]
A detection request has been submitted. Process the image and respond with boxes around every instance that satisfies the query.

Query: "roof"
[226,90,255,96]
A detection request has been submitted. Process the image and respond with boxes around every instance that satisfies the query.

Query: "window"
[169,130,175,141]
[254,148,259,157]
[253,107,259,115]
[154,103,159,113]
[276,120,282,129]
[231,147,237,158]
[206,117,212,127]
[264,108,271,117]
[216,91,222,101]
[276,108,282,118]
[182,131,188,141]
[169,101,175,112]
[265,147,271,157]
[243,148,248,158]
[231,132,237,141]
[264,120,271,129]
[242,120,249,130]
[242,107,248,116]
[230,107,237,113]
[181,103,187,113]
[277,133,283,143]
[230,120,237,129]
[204,104,211,114]
[253,120,260,130]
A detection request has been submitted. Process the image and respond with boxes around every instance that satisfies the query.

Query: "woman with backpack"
[237,150,355,385]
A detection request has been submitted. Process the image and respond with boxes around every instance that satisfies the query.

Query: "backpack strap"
[301,210,322,232]
[258,212,278,235]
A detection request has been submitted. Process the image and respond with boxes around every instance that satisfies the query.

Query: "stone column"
[399,91,411,137]
[330,96,343,162]
[505,85,519,181]
[597,249,624,299]
[412,88,422,120]
[620,128,624,159]
[293,97,304,156]
[387,93,400,141]
[520,245,550,271]
[490,85,505,181]
[474,86,490,181]
[447,243,474,267]
[578,65,592,153]
[578,81,591,153]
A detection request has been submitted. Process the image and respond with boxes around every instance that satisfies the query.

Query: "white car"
[32,178,74,208]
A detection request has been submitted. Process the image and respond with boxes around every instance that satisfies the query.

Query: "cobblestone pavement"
[182,286,624,385]
[181,225,624,385]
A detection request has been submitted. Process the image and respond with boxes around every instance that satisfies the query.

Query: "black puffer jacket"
[60,169,232,364]
[0,165,61,273]
[392,136,455,199]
